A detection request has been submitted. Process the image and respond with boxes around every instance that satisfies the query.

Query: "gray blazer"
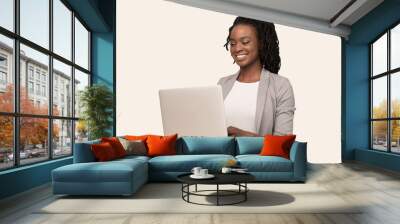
[217,68,295,136]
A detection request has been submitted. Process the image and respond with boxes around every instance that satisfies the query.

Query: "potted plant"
[79,84,113,140]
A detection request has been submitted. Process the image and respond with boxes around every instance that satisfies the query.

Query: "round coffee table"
[177,172,255,206]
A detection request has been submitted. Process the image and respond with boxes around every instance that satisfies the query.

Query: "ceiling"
[165,0,384,38]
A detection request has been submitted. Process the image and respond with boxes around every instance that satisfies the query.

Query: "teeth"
[236,55,247,59]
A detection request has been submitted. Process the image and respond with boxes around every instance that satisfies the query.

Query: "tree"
[0,84,59,151]
[372,99,400,143]
[79,84,113,140]
[372,100,387,139]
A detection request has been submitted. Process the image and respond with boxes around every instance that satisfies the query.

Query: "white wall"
[116,0,341,163]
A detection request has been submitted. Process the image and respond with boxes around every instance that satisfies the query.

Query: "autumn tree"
[372,99,400,144]
[0,84,60,152]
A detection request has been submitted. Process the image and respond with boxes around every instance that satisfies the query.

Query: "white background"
[116,0,341,163]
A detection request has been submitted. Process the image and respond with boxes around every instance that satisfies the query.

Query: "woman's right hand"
[227,126,241,136]
[227,126,259,137]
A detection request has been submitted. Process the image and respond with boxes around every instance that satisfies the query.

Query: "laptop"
[159,85,228,137]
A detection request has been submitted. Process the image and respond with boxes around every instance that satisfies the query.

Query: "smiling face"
[229,24,260,68]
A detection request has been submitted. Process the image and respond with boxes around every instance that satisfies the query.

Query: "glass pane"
[392,72,400,118]
[0,0,14,31]
[74,69,89,118]
[75,120,88,143]
[20,0,49,49]
[372,33,387,76]
[391,120,400,153]
[53,59,72,117]
[20,117,49,165]
[372,121,388,151]
[74,17,89,69]
[20,44,49,115]
[53,119,72,157]
[391,24,400,70]
[53,0,72,60]
[0,116,13,170]
[0,34,14,112]
[20,0,49,48]
[372,77,387,119]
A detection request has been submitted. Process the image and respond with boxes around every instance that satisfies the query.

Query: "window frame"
[0,0,92,171]
[370,21,400,154]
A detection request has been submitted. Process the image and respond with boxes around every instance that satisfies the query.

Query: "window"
[35,70,40,81]
[0,0,13,32]
[0,71,6,85]
[0,34,13,113]
[28,67,34,80]
[0,116,13,170]
[53,0,72,60]
[75,18,89,69]
[20,0,49,49]
[53,59,71,117]
[35,83,40,95]
[371,23,400,154]
[0,55,7,67]
[42,85,46,97]
[28,81,34,94]
[0,0,91,170]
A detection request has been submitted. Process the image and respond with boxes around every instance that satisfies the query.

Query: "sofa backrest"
[73,139,100,163]
[176,136,235,155]
[235,137,264,155]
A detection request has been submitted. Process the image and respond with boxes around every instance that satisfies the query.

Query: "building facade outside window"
[0,0,91,170]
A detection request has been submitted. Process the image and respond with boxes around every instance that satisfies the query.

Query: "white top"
[224,81,258,133]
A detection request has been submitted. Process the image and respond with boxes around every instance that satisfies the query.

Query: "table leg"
[245,183,247,201]
[217,184,219,206]
[187,184,190,202]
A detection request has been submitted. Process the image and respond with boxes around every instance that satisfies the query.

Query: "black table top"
[177,172,255,185]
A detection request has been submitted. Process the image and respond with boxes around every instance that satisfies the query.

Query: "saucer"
[190,174,215,179]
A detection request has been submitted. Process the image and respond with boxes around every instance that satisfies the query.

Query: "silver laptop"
[159,85,227,137]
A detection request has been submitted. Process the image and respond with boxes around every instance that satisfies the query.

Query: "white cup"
[221,167,232,174]
[200,169,208,176]
[191,167,202,176]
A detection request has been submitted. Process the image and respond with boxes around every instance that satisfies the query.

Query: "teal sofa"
[52,137,307,196]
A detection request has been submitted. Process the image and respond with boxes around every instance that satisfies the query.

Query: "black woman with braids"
[218,17,295,137]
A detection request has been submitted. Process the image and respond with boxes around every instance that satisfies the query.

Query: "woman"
[218,17,295,137]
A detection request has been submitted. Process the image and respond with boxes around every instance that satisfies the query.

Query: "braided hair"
[224,17,281,74]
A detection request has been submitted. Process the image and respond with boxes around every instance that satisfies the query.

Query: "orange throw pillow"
[146,134,178,157]
[91,142,117,161]
[124,135,150,141]
[260,134,296,159]
[101,137,127,158]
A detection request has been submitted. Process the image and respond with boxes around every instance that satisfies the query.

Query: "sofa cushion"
[53,158,147,183]
[101,137,127,158]
[260,135,296,159]
[236,155,293,172]
[91,142,118,161]
[148,154,235,172]
[118,138,147,156]
[147,134,178,157]
[177,137,235,155]
[235,137,264,155]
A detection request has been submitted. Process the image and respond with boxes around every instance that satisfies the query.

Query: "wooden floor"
[1,162,400,224]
